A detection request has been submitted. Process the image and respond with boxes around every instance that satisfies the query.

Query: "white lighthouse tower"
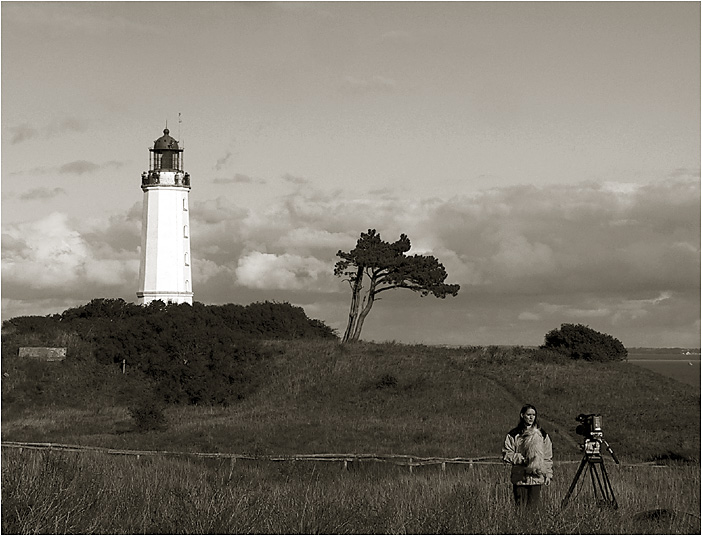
[137,127,193,305]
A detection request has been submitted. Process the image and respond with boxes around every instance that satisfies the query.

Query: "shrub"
[128,395,168,432]
[2,299,337,411]
[375,373,398,389]
[541,323,627,362]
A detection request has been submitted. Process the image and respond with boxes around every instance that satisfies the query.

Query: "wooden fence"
[1,441,667,471]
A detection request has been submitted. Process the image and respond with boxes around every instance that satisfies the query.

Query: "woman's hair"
[516,403,540,432]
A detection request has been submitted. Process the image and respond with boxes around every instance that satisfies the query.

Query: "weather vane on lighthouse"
[137,126,193,305]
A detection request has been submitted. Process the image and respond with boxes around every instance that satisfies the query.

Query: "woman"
[502,404,553,509]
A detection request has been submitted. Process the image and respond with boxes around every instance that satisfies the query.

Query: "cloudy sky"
[2,2,700,347]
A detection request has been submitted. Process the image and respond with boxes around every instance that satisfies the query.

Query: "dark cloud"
[81,210,142,255]
[9,123,38,144]
[283,173,309,185]
[9,117,88,145]
[10,159,125,177]
[19,187,66,201]
[59,160,100,175]
[213,173,265,185]
[214,151,233,171]
[48,117,89,135]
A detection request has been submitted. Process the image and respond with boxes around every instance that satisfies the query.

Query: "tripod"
[561,437,619,509]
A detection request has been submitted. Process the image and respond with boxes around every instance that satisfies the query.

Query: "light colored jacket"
[502,426,553,485]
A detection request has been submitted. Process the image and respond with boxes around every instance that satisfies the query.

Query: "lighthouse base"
[137,291,193,306]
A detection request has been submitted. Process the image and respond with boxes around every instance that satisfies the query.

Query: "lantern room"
[142,128,190,188]
[150,128,183,171]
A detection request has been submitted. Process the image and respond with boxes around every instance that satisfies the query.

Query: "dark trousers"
[513,484,542,509]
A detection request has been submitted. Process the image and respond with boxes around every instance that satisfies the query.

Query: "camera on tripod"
[576,413,603,437]
[562,412,620,509]
[576,413,604,453]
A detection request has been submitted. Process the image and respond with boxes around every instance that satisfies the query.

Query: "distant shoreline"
[628,358,701,362]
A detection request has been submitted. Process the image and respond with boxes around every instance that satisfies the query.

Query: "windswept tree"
[335,229,460,343]
[541,323,627,362]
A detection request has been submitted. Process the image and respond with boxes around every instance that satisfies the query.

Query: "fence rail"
[1,441,671,470]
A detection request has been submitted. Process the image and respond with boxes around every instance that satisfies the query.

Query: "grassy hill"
[2,340,699,463]
[3,340,700,534]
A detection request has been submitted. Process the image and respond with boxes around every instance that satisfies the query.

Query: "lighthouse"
[137,128,193,305]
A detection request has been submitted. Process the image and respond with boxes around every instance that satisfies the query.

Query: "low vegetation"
[1,305,699,534]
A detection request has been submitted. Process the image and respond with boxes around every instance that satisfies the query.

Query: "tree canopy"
[541,323,627,362]
[335,229,460,343]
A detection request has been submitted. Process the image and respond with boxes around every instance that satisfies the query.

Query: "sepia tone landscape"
[2,2,699,534]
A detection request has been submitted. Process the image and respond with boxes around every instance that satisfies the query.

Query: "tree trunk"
[341,266,364,343]
[350,278,377,342]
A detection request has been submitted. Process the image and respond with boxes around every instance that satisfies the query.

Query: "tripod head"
[583,437,620,464]
[576,414,619,464]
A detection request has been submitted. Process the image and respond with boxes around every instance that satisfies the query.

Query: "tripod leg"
[589,461,605,503]
[589,460,618,509]
[588,461,602,502]
[561,456,588,509]
[599,459,618,509]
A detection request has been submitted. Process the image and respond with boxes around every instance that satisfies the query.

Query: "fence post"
[442,462,446,472]
[409,458,413,473]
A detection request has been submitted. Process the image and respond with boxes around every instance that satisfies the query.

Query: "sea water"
[628,353,701,389]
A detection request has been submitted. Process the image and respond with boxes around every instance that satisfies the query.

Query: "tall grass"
[2,448,699,534]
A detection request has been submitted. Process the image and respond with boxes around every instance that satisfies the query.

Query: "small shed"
[18,347,67,362]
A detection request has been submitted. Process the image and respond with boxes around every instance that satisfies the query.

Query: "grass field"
[2,448,699,534]
[2,340,700,533]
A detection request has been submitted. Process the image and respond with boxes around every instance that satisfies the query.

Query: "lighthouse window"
[183,198,188,211]
[162,152,173,169]
[184,253,190,266]
[183,225,189,238]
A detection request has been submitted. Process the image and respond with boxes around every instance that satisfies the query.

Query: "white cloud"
[192,258,233,284]
[2,212,89,289]
[2,176,699,346]
[518,311,541,321]
[235,251,333,291]
[2,212,138,301]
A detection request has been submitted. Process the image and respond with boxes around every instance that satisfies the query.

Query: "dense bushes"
[128,395,168,432]
[1,298,337,409]
[541,323,627,362]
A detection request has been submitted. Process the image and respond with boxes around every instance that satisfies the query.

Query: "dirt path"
[470,369,582,456]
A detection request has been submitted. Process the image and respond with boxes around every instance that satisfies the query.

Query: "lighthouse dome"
[153,128,179,151]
